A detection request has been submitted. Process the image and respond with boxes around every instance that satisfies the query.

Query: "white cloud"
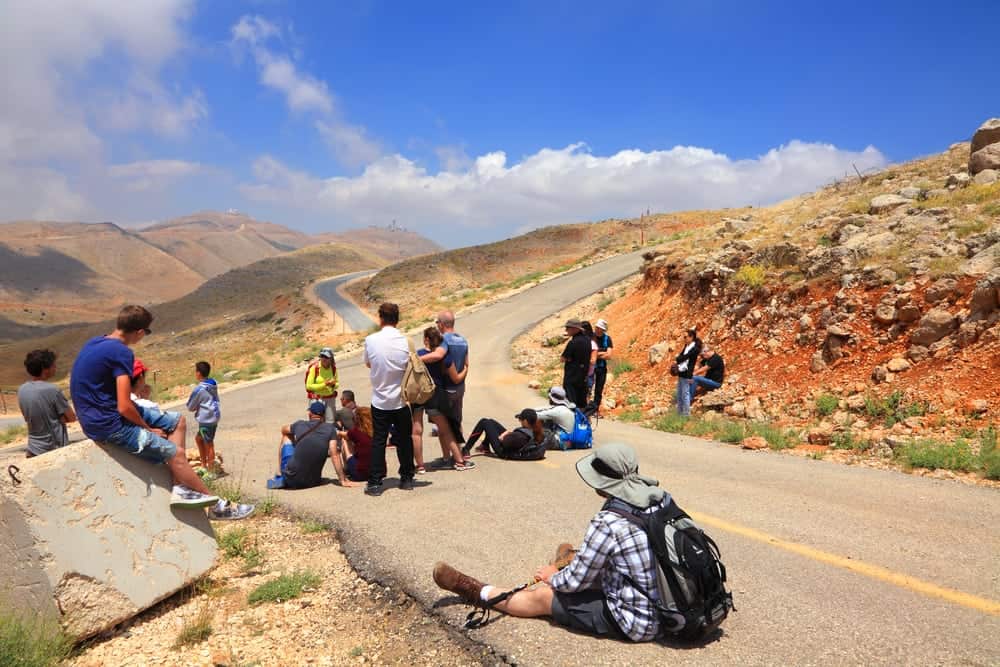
[240,141,887,238]
[0,0,202,220]
[316,120,382,168]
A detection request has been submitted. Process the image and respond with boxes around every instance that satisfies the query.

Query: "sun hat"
[595,318,608,332]
[132,358,148,380]
[548,386,575,408]
[564,318,583,331]
[514,408,538,423]
[308,400,327,416]
[575,443,665,509]
[319,347,335,359]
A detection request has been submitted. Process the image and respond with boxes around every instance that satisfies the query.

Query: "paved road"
[0,415,23,429]
[314,269,378,332]
[200,251,999,666]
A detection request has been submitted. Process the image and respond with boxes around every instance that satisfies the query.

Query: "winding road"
[49,251,997,665]
[313,269,378,332]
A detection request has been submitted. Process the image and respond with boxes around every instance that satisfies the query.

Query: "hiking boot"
[553,542,576,568]
[432,562,484,605]
[399,477,415,491]
[364,483,384,497]
[170,485,220,509]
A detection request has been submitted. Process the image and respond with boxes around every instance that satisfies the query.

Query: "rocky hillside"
[313,226,442,264]
[520,120,1000,483]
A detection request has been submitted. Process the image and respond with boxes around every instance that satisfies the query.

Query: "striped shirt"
[549,497,667,641]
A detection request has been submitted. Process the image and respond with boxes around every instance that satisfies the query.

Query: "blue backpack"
[559,408,593,450]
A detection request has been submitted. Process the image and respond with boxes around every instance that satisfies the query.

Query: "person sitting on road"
[534,386,577,434]
[689,346,725,403]
[272,401,356,489]
[414,326,472,473]
[70,305,252,520]
[335,389,358,430]
[18,348,76,458]
[337,403,374,483]
[465,409,557,458]
[432,443,669,642]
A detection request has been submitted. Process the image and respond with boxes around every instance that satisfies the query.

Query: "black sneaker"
[399,478,415,491]
[364,483,384,497]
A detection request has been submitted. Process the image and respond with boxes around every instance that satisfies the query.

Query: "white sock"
[480,585,495,602]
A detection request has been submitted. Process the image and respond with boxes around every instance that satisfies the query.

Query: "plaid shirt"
[549,497,666,641]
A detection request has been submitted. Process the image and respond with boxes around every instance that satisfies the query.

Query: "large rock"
[970,118,1000,154]
[648,341,671,365]
[946,172,971,188]
[910,307,959,346]
[0,442,217,639]
[974,169,998,185]
[969,143,1000,174]
[924,278,960,304]
[869,194,912,214]
[969,274,1000,314]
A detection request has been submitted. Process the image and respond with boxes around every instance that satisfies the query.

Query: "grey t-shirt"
[18,381,70,455]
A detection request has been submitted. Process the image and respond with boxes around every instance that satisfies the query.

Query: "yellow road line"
[538,460,560,469]
[688,510,1000,617]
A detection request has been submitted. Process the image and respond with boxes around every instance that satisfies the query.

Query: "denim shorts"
[100,423,177,464]
[136,404,181,434]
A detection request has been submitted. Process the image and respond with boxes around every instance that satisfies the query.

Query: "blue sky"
[2,1,998,247]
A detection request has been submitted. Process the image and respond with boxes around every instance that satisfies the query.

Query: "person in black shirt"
[279,401,356,489]
[689,346,724,403]
[560,319,591,409]
[674,328,702,417]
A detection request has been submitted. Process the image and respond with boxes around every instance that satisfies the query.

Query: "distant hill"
[313,226,442,263]
[0,212,439,340]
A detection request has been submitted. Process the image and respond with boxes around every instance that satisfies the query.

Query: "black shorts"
[551,590,625,639]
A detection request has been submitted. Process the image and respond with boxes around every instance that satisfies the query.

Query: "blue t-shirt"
[418,348,447,387]
[70,336,134,440]
[442,332,468,388]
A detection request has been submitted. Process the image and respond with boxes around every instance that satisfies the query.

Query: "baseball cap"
[132,358,148,380]
[308,400,327,416]
[319,347,334,359]
[595,318,608,331]
[514,408,538,423]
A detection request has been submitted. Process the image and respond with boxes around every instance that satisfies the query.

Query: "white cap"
[595,318,608,331]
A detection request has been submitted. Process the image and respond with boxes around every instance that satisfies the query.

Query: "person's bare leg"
[489,584,555,618]
[432,415,464,465]
[411,410,424,469]
[328,443,357,487]
[165,416,212,494]
[194,430,209,468]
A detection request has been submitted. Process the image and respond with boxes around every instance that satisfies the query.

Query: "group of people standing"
[560,317,613,414]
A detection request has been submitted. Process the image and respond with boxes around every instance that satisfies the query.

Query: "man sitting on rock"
[271,401,357,489]
[689,346,725,403]
[432,443,669,642]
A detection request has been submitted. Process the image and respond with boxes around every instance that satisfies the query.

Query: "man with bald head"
[419,310,470,430]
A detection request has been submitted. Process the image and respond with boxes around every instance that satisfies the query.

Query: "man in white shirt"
[362,302,415,496]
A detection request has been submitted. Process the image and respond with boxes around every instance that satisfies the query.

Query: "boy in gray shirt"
[17,349,76,457]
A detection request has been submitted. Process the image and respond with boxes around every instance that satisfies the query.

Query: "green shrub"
[714,420,747,444]
[248,570,321,605]
[612,360,635,374]
[541,336,565,348]
[686,418,717,437]
[1,425,27,445]
[300,520,327,534]
[733,264,766,288]
[815,394,839,417]
[619,409,644,423]
[653,412,688,433]
[864,391,927,427]
[246,355,266,378]
[257,493,278,516]
[626,395,642,406]
[217,527,250,559]
[749,423,799,450]
[897,438,976,472]
[0,606,72,667]
[831,430,870,451]
[979,427,1000,480]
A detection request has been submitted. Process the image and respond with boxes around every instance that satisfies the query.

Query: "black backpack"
[607,498,734,641]
[498,428,547,461]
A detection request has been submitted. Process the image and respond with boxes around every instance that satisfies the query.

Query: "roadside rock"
[907,345,929,362]
[898,186,923,200]
[648,342,670,365]
[887,357,911,373]
[974,169,999,185]
[969,274,1000,315]
[968,399,990,415]
[807,427,833,446]
[947,172,971,188]
[527,380,541,389]
[910,308,958,346]
[969,143,1000,174]
[874,304,897,325]
[924,278,960,304]
[741,436,768,450]
[871,365,889,384]
[699,392,734,411]
[971,118,1000,154]
[955,321,981,348]
[869,194,912,214]
[897,304,922,324]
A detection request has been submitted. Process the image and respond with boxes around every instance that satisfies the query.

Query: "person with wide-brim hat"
[432,443,669,642]
[560,318,591,408]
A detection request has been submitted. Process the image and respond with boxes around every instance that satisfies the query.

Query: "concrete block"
[0,441,217,639]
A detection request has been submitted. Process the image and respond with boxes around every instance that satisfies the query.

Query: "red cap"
[132,358,149,380]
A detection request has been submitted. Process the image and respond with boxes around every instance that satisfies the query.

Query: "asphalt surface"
[313,269,378,332]
[168,251,995,664]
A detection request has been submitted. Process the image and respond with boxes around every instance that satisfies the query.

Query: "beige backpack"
[402,339,437,405]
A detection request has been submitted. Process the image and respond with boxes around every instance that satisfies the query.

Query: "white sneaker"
[209,500,255,520]
[170,485,220,509]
